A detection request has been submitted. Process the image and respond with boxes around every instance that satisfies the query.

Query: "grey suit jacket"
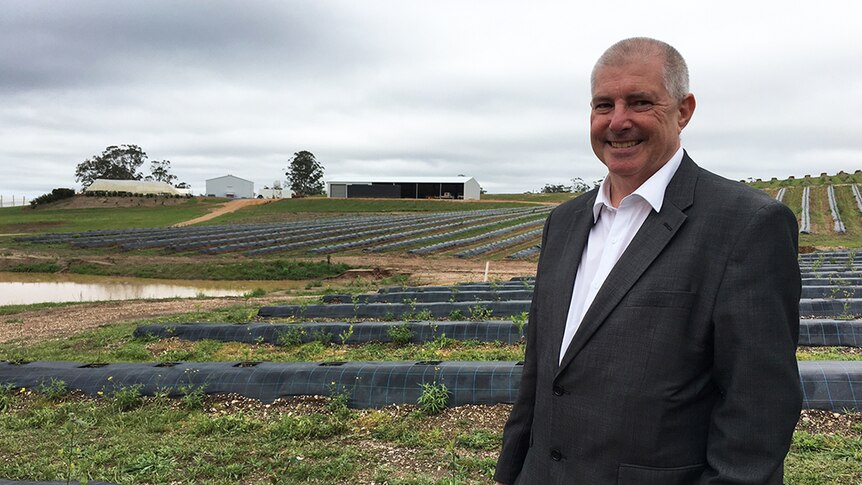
[495,153,802,484]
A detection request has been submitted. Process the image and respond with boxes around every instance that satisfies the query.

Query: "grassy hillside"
[0,198,222,234]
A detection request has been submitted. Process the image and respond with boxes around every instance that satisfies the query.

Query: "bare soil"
[173,198,275,227]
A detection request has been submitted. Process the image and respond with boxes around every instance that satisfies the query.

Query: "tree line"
[74,145,326,197]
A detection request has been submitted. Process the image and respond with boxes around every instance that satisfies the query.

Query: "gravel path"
[0,297,278,344]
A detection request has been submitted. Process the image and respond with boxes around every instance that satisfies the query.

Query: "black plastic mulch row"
[257,301,531,319]
[321,289,534,304]
[134,320,860,347]
[134,321,525,345]
[0,360,858,412]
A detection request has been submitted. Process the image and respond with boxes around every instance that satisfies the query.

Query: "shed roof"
[206,174,253,184]
[84,179,181,195]
[327,176,476,184]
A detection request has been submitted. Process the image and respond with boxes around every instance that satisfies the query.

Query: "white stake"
[483,261,490,282]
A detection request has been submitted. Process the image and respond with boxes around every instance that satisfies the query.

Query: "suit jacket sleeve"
[493,215,550,484]
[701,200,802,484]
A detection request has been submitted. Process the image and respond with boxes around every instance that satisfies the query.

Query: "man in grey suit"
[494,38,802,484]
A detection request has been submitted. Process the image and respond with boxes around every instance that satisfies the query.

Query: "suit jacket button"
[553,386,565,396]
[550,449,562,461]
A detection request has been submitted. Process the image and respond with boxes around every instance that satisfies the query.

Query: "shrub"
[29,188,75,208]
[277,327,306,347]
[387,324,414,345]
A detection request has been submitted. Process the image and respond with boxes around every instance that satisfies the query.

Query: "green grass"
[0,301,90,316]
[0,198,222,234]
[6,259,350,281]
[204,198,537,225]
[0,387,856,484]
[785,431,862,484]
[484,193,581,204]
[7,261,61,273]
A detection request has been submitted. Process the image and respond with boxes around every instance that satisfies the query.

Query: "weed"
[387,324,414,345]
[9,261,61,273]
[0,383,14,411]
[37,378,69,401]
[243,287,267,298]
[432,334,456,349]
[305,280,323,289]
[178,383,206,410]
[193,412,261,435]
[110,384,144,411]
[456,429,502,450]
[417,380,450,416]
[178,368,206,410]
[448,309,465,320]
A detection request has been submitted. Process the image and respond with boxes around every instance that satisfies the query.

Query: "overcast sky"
[2,0,860,201]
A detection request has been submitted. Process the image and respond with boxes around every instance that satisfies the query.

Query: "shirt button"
[550,449,562,461]
[553,386,565,396]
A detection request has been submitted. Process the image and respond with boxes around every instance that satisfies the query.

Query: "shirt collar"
[591,146,685,222]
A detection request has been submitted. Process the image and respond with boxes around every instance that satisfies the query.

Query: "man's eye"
[632,100,653,110]
[593,103,612,113]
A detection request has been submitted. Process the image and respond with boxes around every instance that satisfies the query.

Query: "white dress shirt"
[559,147,685,363]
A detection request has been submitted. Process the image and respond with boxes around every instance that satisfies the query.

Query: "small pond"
[0,272,297,306]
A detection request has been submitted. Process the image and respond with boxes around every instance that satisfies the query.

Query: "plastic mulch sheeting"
[1,360,860,412]
[799,360,862,411]
[800,319,862,347]
[799,298,862,317]
[134,321,525,345]
[321,289,534,304]
[257,301,531,319]
[0,361,523,409]
[135,320,861,348]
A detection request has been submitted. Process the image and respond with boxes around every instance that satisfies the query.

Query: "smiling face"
[590,55,695,202]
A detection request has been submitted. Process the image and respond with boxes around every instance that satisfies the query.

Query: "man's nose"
[608,104,631,131]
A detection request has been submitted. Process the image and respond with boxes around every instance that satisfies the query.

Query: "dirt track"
[173,198,275,227]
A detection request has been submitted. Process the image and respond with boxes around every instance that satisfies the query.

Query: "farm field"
[1,184,862,484]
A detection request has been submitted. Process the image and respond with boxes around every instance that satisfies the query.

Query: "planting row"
[132,319,862,348]
[14,206,550,258]
[0,360,858,411]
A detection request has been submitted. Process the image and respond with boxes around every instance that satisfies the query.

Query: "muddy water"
[0,272,301,305]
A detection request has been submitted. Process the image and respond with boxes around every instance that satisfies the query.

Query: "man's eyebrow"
[590,95,612,105]
[626,91,656,99]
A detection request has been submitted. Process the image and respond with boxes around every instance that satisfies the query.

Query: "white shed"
[84,179,182,196]
[258,187,294,199]
[205,175,254,199]
[326,176,481,200]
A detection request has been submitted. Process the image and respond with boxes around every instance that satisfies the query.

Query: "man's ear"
[677,93,696,132]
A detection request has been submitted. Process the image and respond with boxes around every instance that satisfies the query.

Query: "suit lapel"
[546,194,597,360]
[555,154,699,376]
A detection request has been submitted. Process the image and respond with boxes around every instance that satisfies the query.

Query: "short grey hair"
[591,37,690,101]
